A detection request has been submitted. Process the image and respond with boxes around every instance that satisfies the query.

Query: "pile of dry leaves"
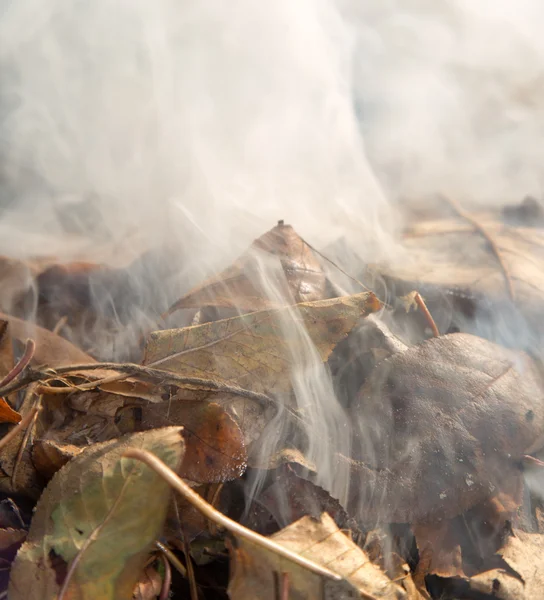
[0,196,543,599]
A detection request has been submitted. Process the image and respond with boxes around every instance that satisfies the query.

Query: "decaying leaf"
[145,292,381,398]
[0,320,14,382]
[348,333,544,524]
[376,213,544,333]
[31,439,83,481]
[117,401,247,483]
[413,521,464,584]
[0,394,43,498]
[125,449,410,600]
[464,530,544,599]
[167,220,327,315]
[132,565,163,600]
[0,312,95,367]
[8,427,184,600]
[231,512,406,599]
[0,528,27,595]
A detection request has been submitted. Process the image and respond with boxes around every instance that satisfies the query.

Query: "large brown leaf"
[347,333,544,524]
[230,512,407,600]
[167,220,327,314]
[375,213,544,334]
[145,292,380,398]
[0,312,94,366]
[464,530,544,599]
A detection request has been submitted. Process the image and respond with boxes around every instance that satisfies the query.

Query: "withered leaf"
[466,530,544,599]
[0,528,27,595]
[8,427,184,600]
[0,393,42,499]
[31,439,83,481]
[376,214,544,332]
[145,291,381,398]
[0,312,94,367]
[348,333,544,524]
[167,220,327,314]
[0,320,14,382]
[229,512,406,599]
[132,565,162,600]
[117,401,247,483]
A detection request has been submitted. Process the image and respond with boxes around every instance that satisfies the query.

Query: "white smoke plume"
[1,0,543,504]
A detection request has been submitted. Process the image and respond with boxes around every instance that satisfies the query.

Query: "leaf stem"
[0,339,35,388]
[0,406,40,452]
[124,448,341,580]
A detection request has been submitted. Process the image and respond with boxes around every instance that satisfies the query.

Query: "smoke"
[0,0,392,267]
[1,1,544,510]
[345,0,544,203]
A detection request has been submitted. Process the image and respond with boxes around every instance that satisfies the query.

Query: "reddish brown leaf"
[413,520,464,585]
[117,401,247,483]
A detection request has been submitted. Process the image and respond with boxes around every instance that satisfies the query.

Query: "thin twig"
[11,393,42,488]
[299,236,371,293]
[155,541,187,578]
[52,316,68,336]
[0,339,35,388]
[207,483,224,537]
[523,455,544,468]
[0,361,275,409]
[0,406,40,453]
[413,293,440,337]
[443,194,515,302]
[124,449,342,580]
[158,551,172,600]
[182,532,199,600]
[280,572,290,600]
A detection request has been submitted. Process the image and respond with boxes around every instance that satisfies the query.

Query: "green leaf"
[8,427,184,600]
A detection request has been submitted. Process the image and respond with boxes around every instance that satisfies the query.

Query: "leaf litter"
[0,217,542,599]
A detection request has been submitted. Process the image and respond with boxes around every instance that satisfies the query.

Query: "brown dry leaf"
[9,427,184,600]
[348,333,544,524]
[466,530,544,599]
[117,400,247,483]
[376,213,544,329]
[145,291,381,398]
[0,320,14,382]
[31,439,83,481]
[0,312,95,367]
[0,392,42,498]
[167,220,327,315]
[132,565,162,600]
[413,521,464,585]
[230,512,406,599]
[0,256,38,315]
[0,528,27,595]
[0,313,151,400]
